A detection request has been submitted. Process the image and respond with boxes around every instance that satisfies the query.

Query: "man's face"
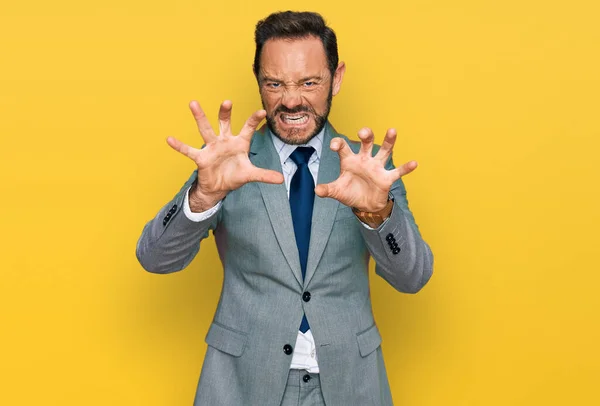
[257,36,345,145]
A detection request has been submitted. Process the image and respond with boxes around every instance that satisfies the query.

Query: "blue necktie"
[289,147,315,333]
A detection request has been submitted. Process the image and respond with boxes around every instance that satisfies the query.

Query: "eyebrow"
[260,75,325,83]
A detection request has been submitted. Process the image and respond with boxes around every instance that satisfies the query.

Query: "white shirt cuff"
[183,187,222,222]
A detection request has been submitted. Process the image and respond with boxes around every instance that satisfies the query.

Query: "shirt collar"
[269,126,325,165]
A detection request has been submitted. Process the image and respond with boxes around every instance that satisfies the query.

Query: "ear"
[332,62,346,96]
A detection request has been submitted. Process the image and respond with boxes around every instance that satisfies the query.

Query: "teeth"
[282,114,308,124]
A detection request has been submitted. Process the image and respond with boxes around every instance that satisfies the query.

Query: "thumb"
[314,183,332,198]
[248,168,284,185]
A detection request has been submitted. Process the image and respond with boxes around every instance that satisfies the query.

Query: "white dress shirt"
[183,128,324,373]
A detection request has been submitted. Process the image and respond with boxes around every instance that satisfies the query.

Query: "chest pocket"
[334,205,356,222]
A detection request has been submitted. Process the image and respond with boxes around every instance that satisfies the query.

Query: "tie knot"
[290,146,315,166]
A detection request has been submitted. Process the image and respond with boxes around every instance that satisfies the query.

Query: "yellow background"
[1,0,599,404]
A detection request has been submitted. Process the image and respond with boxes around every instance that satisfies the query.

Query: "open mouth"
[280,113,309,125]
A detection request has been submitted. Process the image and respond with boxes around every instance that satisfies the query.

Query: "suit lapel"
[304,123,341,287]
[250,126,303,287]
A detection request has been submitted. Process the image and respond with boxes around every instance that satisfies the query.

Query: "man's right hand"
[167,100,284,212]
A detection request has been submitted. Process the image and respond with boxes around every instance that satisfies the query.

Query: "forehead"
[259,36,328,79]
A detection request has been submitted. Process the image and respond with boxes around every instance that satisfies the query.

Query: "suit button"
[392,248,401,255]
[303,374,311,383]
[386,233,394,242]
[302,291,311,302]
[283,344,293,355]
[172,204,178,211]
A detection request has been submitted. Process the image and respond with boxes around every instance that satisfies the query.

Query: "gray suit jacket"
[136,122,433,406]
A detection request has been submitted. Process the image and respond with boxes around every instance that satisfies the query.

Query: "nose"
[281,87,302,110]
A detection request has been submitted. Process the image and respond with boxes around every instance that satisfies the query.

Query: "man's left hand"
[314,127,417,212]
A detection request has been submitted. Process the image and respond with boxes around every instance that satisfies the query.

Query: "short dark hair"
[253,11,339,79]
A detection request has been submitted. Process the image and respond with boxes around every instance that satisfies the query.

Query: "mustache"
[273,105,313,115]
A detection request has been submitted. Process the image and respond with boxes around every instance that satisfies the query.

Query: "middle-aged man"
[137,10,433,406]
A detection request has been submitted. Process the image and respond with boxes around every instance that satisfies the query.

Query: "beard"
[263,85,333,145]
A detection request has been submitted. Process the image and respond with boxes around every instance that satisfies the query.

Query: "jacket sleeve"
[135,170,220,274]
[357,158,434,293]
